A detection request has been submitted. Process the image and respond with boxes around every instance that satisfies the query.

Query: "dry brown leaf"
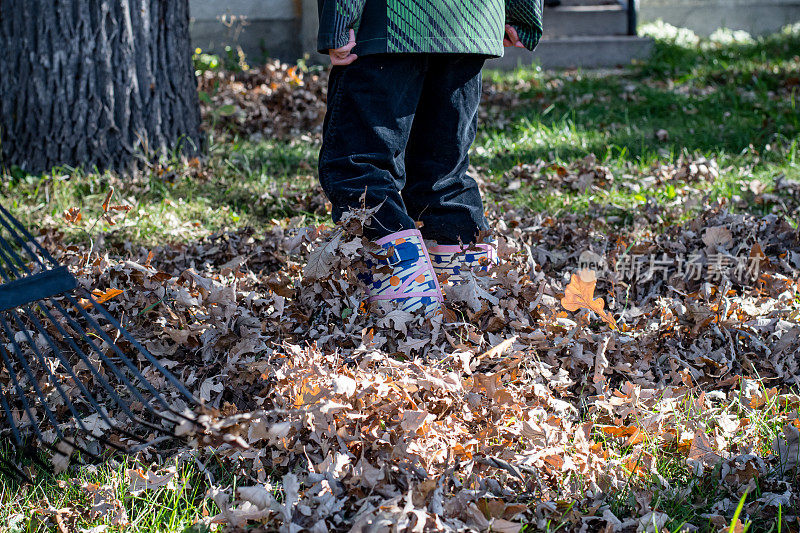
[81,482,129,526]
[62,207,82,224]
[773,424,800,472]
[303,228,342,280]
[478,335,518,362]
[561,269,617,329]
[101,187,114,212]
[127,468,177,495]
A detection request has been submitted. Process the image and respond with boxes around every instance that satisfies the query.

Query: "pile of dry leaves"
[196,61,527,142]
[16,178,799,531]
[198,60,328,139]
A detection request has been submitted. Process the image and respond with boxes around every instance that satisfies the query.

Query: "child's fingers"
[330,53,357,66]
[338,39,357,54]
[338,28,357,53]
[505,24,519,41]
[330,28,357,60]
[503,24,524,48]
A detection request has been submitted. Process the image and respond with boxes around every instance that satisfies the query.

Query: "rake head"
[0,203,202,480]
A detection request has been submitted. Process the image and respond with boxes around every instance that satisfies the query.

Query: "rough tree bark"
[0,0,203,174]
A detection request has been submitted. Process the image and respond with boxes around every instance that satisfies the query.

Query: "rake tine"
[0,315,79,440]
[0,238,22,282]
[5,308,156,450]
[0,384,28,449]
[23,299,174,439]
[0,328,138,471]
[0,343,54,442]
[0,398,50,478]
[0,204,199,409]
[0,328,102,461]
[0,261,14,283]
[0,433,47,484]
[1,324,149,473]
[0,228,40,281]
[0,348,101,468]
[0,403,83,475]
[0,211,200,416]
[0,203,206,475]
[0,369,106,470]
[0,235,197,432]
[0,312,132,464]
[79,289,200,403]
[47,295,196,428]
[3,310,112,435]
[0,203,57,268]
[0,463,25,483]
[0,455,32,484]
[63,292,200,416]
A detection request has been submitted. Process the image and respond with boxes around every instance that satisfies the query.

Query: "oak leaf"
[303,228,342,281]
[560,270,617,329]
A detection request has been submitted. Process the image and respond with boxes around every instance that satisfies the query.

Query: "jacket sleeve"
[317,0,367,53]
[505,0,544,51]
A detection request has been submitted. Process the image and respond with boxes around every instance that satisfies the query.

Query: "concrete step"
[486,35,654,69]
[542,5,628,37]
[556,0,621,5]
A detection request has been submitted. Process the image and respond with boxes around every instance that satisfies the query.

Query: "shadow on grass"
[171,138,321,219]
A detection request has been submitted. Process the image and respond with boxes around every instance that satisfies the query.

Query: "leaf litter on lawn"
[9,185,800,532]
[14,192,800,531]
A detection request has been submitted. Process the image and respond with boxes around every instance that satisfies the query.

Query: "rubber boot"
[365,229,443,316]
[427,242,497,284]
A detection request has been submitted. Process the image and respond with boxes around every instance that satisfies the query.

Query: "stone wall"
[639,0,800,36]
[189,0,319,62]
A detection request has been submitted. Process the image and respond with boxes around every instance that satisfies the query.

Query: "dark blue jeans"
[318,53,489,245]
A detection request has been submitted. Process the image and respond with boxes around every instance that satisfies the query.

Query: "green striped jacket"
[317,0,543,56]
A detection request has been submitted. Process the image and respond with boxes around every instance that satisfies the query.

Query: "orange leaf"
[544,454,565,469]
[102,187,115,212]
[294,380,322,407]
[80,288,123,309]
[286,65,302,84]
[92,288,124,304]
[560,269,617,329]
[63,207,82,224]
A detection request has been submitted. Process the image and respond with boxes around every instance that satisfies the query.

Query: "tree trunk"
[0,0,203,174]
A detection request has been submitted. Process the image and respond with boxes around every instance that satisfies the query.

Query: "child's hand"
[503,24,525,48]
[329,29,358,65]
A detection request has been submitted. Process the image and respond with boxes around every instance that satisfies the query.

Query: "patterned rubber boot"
[427,242,498,284]
[364,229,443,316]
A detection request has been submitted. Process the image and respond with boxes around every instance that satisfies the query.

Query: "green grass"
[3,24,799,249]
[2,137,323,248]
[477,23,800,225]
[0,455,220,532]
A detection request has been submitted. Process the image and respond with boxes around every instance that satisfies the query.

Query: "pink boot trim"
[368,229,443,305]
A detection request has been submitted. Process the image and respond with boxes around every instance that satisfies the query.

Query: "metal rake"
[0,202,201,480]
